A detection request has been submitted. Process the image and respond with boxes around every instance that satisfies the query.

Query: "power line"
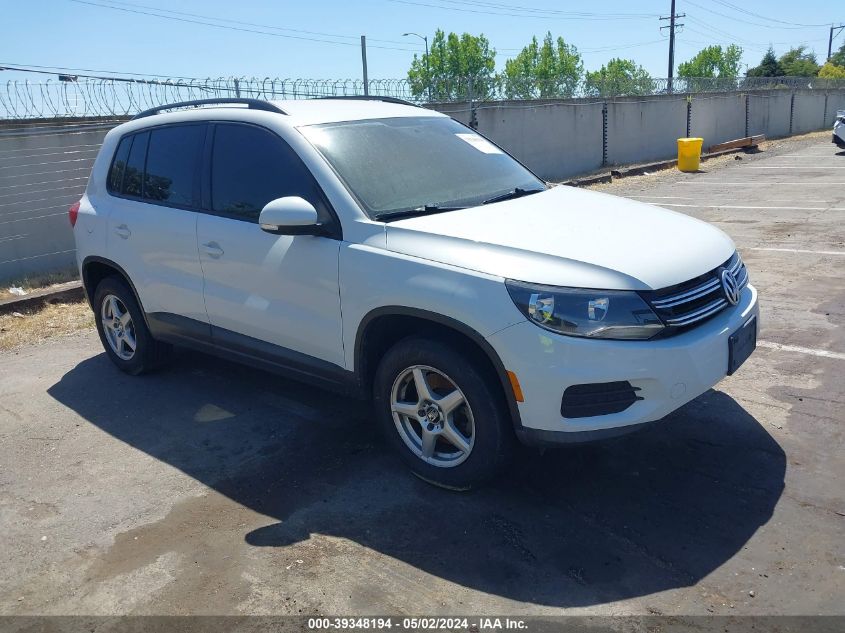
[684,0,825,30]
[710,0,830,28]
[424,0,660,19]
[67,0,421,52]
[683,17,825,49]
[386,0,659,21]
[0,62,202,80]
[579,39,668,54]
[90,0,418,46]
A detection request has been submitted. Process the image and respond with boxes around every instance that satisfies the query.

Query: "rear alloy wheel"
[93,276,171,375]
[100,294,137,361]
[374,336,514,490]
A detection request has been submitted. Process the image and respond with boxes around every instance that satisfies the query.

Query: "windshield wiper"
[376,204,465,222]
[482,187,545,206]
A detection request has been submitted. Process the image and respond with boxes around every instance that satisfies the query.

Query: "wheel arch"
[81,256,150,329]
[354,306,523,430]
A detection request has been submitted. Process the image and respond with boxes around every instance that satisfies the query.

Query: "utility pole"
[660,0,685,93]
[361,35,369,96]
[829,24,845,61]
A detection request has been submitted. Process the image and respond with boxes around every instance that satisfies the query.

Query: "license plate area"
[728,315,757,375]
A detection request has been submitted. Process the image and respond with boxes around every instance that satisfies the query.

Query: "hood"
[385,185,736,291]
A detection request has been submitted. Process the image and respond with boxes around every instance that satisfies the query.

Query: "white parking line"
[742,166,845,169]
[757,340,845,361]
[655,203,845,211]
[748,247,845,256]
[679,182,845,185]
[631,196,830,204]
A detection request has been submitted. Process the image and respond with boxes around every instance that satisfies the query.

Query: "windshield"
[299,116,545,220]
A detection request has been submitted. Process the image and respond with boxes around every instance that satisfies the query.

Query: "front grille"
[561,381,643,418]
[641,252,748,331]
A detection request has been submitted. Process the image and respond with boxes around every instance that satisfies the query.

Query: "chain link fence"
[3,76,845,119]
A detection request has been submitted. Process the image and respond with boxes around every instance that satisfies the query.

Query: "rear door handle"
[201,241,224,259]
[114,224,131,239]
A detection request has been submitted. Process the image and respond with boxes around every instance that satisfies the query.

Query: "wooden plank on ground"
[709,134,765,153]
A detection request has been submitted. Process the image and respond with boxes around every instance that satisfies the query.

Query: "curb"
[0,281,85,315]
[561,146,754,187]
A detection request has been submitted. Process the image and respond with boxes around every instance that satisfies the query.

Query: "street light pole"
[404,32,431,102]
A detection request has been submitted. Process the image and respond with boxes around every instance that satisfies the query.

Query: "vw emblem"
[720,268,741,306]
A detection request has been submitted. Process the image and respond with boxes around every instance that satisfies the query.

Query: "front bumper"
[834,132,845,149]
[487,283,759,443]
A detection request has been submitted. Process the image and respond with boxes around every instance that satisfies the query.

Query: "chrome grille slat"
[644,252,749,331]
[665,298,728,326]
[651,278,720,308]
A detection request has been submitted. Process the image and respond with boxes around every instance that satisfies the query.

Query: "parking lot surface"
[1,134,843,616]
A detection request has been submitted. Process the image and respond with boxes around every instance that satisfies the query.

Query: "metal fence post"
[745,93,750,138]
[686,95,692,138]
[468,77,477,129]
[601,102,608,167]
[823,92,829,128]
[789,92,795,135]
[234,78,241,98]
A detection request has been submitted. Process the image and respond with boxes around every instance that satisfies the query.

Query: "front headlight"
[506,280,665,340]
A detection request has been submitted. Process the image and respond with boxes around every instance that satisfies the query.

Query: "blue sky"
[2,0,841,82]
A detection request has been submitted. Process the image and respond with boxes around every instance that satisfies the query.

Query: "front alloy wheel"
[374,336,514,490]
[390,365,475,467]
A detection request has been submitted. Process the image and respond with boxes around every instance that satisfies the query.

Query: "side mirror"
[258,197,322,235]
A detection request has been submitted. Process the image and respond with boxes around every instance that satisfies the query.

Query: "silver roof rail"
[131,98,287,120]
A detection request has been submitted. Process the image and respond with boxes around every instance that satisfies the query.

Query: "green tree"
[746,47,784,77]
[778,46,820,76]
[818,61,845,79]
[502,32,583,98]
[583,58,653,96]
[831,42,845,67]
[407,29,496,101]
[677,44,743,78]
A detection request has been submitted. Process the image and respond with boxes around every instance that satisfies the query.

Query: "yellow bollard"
[677,137,704,172]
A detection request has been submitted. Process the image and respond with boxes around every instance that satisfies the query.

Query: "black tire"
[93,275,171,375]
[373,336,514,490]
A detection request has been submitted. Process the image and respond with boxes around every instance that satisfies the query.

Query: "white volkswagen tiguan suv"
[71,97,758,489]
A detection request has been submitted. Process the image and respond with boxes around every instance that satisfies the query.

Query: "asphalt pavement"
[0,134,843,617]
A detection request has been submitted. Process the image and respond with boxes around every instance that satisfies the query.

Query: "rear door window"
[143,124,205,207]
[107,136,132,194]
[123,131,148,198]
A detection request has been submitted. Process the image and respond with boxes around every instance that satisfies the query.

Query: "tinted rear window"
[210,123,318,221]
[107,136,132,193]
[143,125,205,207]
[123,131,148,198]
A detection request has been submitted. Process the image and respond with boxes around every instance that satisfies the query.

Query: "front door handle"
[201,241,224,259]
[114,224,131,239]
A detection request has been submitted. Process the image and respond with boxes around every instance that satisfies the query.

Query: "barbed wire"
[1,75,843,120]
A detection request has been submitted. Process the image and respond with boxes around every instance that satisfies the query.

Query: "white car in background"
[71,96,759,489]
[834,110,845,149]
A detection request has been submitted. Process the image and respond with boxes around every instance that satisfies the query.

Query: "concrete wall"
[690,93,747,148]
[606,96,687,166]
[0,119,117,283]
[748,91,792,138]
[475,101,604,181]
[827,92,845,124]
[2,91,843,283]
[792,91,828,134]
